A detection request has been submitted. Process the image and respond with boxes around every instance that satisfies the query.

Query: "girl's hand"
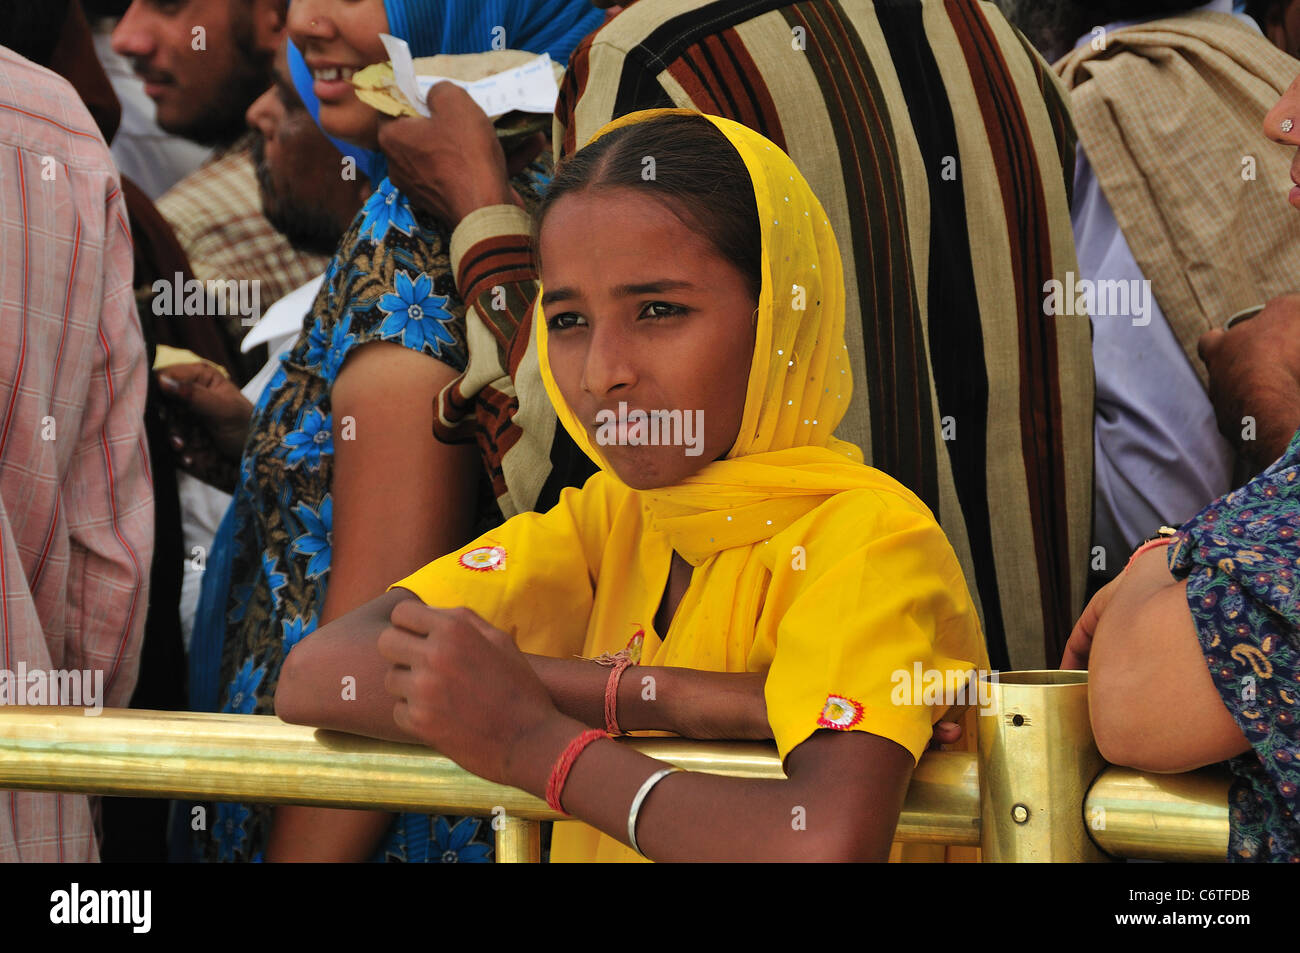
[929,720,964,750]
[377,601,564,787]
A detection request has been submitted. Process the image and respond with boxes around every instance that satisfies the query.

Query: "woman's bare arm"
[265,342,479,861]
[1087,546,1251,773]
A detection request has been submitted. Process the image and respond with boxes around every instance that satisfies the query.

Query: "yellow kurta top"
[395,467,984,862]
[394,109,987,861]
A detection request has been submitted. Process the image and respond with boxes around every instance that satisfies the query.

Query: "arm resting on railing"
[275,590,772,741]
[375,599,917,861]
[1086,547,1251,773]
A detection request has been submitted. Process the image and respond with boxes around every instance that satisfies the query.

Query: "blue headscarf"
[287,0,605,183]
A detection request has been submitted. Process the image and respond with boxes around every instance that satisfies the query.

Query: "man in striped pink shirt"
[0,45,153,862]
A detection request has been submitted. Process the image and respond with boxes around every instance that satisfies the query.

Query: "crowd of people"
[0,0,1297,863]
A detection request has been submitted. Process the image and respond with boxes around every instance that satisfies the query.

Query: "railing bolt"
[1012,803,1029,824]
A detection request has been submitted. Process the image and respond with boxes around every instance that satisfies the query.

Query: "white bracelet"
[627,766,681,857]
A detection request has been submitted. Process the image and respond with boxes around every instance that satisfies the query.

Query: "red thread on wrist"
[1124,537,1174,574]
[545,729,609,815]
[604,656,634,736]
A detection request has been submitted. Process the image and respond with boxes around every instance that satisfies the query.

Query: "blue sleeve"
[314,177,469,381]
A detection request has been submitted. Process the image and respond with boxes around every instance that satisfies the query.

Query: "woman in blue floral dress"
[191,0,605,863]
[204,175,512,864]
[1068,429,1300,862]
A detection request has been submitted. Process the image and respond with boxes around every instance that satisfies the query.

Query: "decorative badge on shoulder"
[459,545,507,572]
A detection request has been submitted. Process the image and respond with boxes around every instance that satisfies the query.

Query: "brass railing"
[0,671,1231,862]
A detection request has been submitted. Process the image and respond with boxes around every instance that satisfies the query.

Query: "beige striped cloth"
[1057,11,1300,388]
[447,0,1094,672]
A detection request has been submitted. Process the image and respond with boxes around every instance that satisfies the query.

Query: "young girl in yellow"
[277,109,987,862]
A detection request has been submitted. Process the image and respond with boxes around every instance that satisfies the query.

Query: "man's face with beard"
[247,43,368,256]
[112,0,284,147]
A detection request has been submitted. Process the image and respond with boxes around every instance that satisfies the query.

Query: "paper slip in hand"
[377,34,560,120]
[379,33,427,116]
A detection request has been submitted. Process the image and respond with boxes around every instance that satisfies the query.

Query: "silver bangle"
[627,766,681,857]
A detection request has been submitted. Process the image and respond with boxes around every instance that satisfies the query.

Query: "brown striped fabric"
[444,0,1094,670]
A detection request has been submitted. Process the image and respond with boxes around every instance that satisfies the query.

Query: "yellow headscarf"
[537,109,889,563]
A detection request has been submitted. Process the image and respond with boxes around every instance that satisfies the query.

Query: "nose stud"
[1283,118,1294,134]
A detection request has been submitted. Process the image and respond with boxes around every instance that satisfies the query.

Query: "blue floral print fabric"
[1168,427,1300,862]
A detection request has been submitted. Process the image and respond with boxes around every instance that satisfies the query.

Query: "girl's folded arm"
[508,717,914,862]
[279,599,772,742]
[276,589,423,744]
[282,597,907,860]
[526,655,771,739]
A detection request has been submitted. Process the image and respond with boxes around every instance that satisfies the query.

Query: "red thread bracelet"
[604,656,634,736]
[545,729,609,814]
[1124,537,1174,573]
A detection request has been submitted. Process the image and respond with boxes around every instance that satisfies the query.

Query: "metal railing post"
[977,671,1110,862]
[494,816,542,863]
